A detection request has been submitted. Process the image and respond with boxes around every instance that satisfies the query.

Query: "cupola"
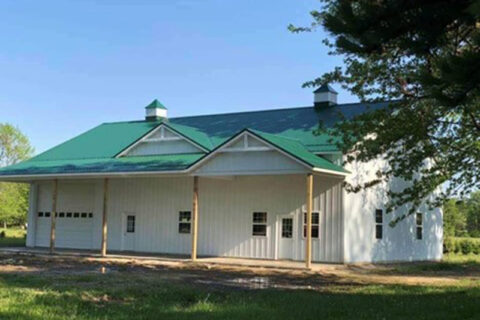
[145,99,168,121]
[313,84,338,107]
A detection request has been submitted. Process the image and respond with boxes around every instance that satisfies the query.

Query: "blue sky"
[0,0,354,154]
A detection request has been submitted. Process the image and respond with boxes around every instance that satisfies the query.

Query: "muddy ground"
[0,251,478,290]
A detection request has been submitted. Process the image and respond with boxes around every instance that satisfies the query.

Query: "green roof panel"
[0,153,203,176]
[248,129,348,173]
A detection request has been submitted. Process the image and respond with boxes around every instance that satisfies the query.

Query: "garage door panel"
[35,182,95,249]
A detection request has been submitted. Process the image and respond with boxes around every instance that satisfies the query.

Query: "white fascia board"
[312,167,348,177]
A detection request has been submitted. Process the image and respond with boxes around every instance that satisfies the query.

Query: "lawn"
[0,253,480,319]
[0,227,26,247]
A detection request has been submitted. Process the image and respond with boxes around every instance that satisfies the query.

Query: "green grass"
[0,227,26,247]
[0,271,479,320]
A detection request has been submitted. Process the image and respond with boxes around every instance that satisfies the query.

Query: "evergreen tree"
[291,0,480,221]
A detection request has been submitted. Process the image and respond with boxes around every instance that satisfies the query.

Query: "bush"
[0,231,5,238]
[445,237,480,255]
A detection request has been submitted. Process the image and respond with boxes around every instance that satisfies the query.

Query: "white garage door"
[35,182,95,249]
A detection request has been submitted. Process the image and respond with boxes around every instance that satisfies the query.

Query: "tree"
[290,0,480,221]
[0,124,34,228]
[466,191,480,237]
[443,199,467,237]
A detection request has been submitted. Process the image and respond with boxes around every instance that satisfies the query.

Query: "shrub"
[0,231,5,238]
[445,237,480,255]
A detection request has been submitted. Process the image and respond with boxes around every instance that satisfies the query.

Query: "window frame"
[252,212,268,237]
[178,211,192,234]
[303,212,320,239]
[281,217,293,239]
[375,209,383,240]
[416,212,423,240]
[126,215,136,233]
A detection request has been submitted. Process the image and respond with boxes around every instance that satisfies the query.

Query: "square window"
[44,212,51,217]
[59,212,65,218]
[66,212,72,218]
[179,223,191,234]
[252,224,267,236]
[73,212,79,218]
[88,213,93,218]
[179,211,191,222]
[38,212,44,217]
[81,212,87,218]
[253,212,267,223]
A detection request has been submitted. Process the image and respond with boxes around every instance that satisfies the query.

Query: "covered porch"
[25,172,344,269]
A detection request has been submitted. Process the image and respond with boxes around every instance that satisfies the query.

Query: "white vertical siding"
[127,140,201,156]
[26,183,38,247]
[343,158,443,263]
[31,175,344,262]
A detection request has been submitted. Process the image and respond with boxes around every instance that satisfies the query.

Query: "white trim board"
[116,124,208,157]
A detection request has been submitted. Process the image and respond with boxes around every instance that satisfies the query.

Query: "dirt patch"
[0,251,477,290]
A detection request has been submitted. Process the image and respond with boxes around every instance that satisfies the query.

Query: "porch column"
[191,176,199,261]
[49,179,58,254]
[101,178,109,257]
[305,173,313,269]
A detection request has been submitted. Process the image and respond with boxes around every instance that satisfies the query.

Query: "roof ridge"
[247,128,303,143]
[99,101,391,125]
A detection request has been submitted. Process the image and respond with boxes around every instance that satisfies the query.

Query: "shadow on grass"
[378,254,480,276]
[1,271,480,320]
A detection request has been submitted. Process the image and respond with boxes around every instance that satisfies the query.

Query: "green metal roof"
[164,122,214,151]
[248,129,348,173]
[0,101,390,177]
[0,154,203,176]
[34,121,161,161]
[145,99,167,110]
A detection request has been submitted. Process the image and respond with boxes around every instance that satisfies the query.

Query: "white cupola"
[145,99,168,121]
[314,84,338,107]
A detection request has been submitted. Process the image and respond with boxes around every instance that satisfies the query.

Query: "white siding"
[127,139,201,156]
[343,158,443,263]
[195,151,308,175]
[124,125,203,156]
[26,183,38,247]
[31,175,344,262]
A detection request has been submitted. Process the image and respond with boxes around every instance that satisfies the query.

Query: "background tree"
[0,124,34,228]
[291,0,480,221]
[466,192,480,237]
[443,199,467,237]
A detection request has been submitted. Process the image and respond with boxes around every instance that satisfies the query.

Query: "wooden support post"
[49,179,58,254]
[305,173,313,269]
[191,176,199,261]
[101,178,109,257]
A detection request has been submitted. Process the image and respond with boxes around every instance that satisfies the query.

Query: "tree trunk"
[2,221,6,229]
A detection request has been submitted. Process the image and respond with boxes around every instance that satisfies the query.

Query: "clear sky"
[0,0,355,155]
